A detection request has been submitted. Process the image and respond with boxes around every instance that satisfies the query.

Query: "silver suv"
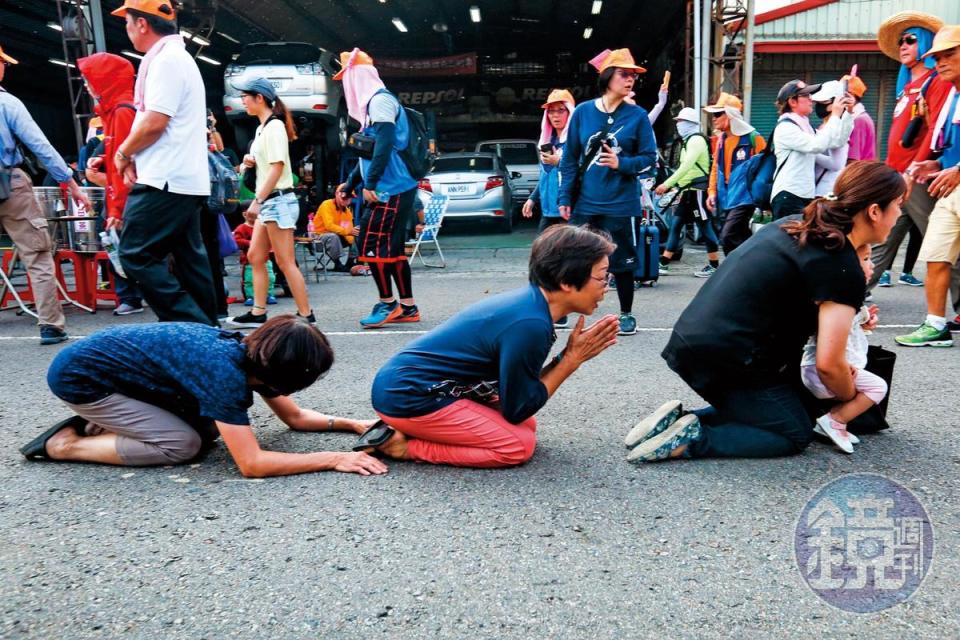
[223,42,347,151]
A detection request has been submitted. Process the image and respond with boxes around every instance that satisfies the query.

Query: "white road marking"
[0,324,931,341]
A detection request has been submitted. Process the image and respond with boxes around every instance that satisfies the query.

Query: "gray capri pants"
[64,393,206,466]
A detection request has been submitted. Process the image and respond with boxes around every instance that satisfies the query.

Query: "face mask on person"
[814,101,831,120]
[676,120,700,139]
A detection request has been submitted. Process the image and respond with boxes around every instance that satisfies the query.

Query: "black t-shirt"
[661,218,864,391]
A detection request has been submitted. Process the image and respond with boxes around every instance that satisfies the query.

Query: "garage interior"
[4,0,753,199]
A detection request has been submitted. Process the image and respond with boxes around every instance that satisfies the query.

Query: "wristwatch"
[255,196,265,205]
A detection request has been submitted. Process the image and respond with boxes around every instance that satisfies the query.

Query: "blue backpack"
[736,119,798,210]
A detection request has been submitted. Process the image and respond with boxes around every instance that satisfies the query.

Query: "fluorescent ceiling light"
[197,54,221,66]
[47,21,63,31]
[122,50,144,60]
[392,18,408,33]
[592,1,602,15]
[582,27,593,39]
[217,31,240,44]
[49,58,75,68]
[180,29,210,47]
[469,6,481,22]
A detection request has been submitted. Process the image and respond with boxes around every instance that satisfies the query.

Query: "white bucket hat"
[674,107,699,123]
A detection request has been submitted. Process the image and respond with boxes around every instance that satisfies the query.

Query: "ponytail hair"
[265,96,297,141]
[783,161,905,250]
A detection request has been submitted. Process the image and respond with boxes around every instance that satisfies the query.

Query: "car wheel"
[326,107,349,151]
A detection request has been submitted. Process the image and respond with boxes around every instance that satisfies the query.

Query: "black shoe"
[331,261,351,273]
[226,311,268,328]
[297,310,317,324]
[39,325,68,345]
[947,315,960,333]
[353,421,394,452]
[20,416,87,461]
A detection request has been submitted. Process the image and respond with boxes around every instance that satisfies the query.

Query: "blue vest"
[359,89,417,196]
[717,132,757,211]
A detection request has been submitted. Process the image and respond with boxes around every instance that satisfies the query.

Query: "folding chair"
[407,193,448,268]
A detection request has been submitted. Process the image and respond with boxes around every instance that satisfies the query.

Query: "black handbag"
[846,345,896,434]
[346,132,376,160]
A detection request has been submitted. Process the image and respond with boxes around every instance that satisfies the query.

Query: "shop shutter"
[750,73,797,141]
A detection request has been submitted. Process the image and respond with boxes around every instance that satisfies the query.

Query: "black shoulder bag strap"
[771,118,800,184]
[574,118,615,186]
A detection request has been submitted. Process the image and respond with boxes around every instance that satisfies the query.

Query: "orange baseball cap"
[541,89,575,109]
[0,44,18,65]
[922,25,960,59]
[596,48,646,74]
[111,0,176,20]
[333,48,374,81]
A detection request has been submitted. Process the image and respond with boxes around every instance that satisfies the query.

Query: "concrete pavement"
[1,222,957,638]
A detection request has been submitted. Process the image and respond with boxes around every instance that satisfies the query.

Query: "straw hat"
[877,11,944,61]
[703,92,743,113]
[541,89,575,109]
[922,25,960,60]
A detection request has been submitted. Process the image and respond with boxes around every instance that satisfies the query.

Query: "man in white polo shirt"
[110,0,215,325]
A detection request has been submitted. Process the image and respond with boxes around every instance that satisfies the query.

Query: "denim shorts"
[259,192,300,229]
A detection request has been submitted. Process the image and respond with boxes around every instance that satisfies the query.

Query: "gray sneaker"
[113,302,144,316]
[624,400,683,448]
[694,264,717,278]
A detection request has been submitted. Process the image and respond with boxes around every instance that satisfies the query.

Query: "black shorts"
[568,213,637,273]
[357,189,417,263]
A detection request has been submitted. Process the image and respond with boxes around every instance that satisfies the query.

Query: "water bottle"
[99,228,126,278]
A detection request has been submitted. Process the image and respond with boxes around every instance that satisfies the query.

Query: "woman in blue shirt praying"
[361,225,621,468]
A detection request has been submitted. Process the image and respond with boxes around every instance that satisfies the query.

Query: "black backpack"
[370,90,432,180]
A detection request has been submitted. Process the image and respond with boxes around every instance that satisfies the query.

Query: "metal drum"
[33,187,105,252]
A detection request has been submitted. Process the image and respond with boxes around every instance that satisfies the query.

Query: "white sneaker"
[815,415,854,454]
[813,420,859,444]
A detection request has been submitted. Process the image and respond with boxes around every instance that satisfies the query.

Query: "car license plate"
[445,184,473,195]
[269,79,287,90]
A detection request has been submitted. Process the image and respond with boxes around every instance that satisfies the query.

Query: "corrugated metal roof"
[755,0,960,41]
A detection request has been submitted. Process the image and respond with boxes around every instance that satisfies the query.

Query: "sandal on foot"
[20,416,87,461]
[352,421,395,452]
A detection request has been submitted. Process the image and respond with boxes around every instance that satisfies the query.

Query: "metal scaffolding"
[54,0,105,156]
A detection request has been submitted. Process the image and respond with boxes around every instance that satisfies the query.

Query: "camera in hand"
[539,143,555,153]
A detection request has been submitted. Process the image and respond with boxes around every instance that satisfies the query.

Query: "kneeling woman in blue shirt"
[24,316,386,478]
[365,225,621,468]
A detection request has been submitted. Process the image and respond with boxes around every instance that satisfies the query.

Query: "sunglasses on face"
[616,69,639,80]
[898,34,918,46]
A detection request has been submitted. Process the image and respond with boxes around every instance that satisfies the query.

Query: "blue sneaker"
[360,301,401,329]
[266,295,278,304]
[877,271,892,287]
[618,313,637,336]
[898,272,923,287]
[627,414,702,462]
[39,325,68,346]
[244,298,254,306]
[624,400,683,448]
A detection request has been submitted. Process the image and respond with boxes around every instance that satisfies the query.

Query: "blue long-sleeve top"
[529,133,564,218]
[937,92,960,171]
[372,284,555,424]
[558,99,657,216]
[0,88,72,182]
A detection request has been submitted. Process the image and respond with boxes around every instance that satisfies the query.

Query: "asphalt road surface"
[1,225,956,638]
